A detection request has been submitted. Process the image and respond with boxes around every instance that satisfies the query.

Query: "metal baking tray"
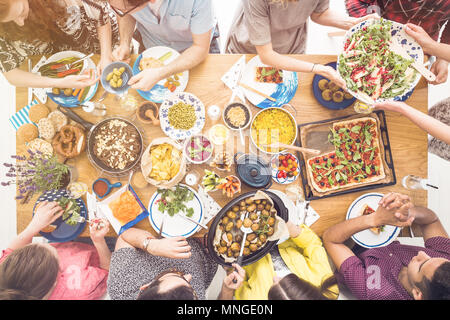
[296,110,397,201]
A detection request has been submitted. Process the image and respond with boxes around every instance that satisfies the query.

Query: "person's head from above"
[0,243,59,300]
[268,273,336,300]
[108,0,154,17]
[136,269,198,300]
[406,250,450,300]
[0,0,67,42]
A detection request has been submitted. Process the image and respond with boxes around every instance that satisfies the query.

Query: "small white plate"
[148,185,204,238]
[346,193,401,248]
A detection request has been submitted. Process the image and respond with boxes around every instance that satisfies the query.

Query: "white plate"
[133,46,189,103]
[346,193,400,248]
[148,185,204,238]
[267,189,294,245]
[240,55,298,108]
[43,50,98,107]
[159,92,206,140]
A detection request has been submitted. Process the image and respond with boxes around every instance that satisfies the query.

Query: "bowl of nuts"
[101,62,133,95]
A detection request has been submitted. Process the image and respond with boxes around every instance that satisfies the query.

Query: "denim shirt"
[132,0,215,52]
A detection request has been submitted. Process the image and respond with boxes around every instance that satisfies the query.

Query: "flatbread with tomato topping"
[307,117,385,193]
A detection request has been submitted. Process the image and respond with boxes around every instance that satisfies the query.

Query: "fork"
[52,53,94,72]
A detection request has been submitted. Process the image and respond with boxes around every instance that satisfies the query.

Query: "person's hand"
[286,221,302,238]
[373,101,408,113]
[147,236,192,259]
[56,73,99,89]
[349,13,380,28]
[112,44,131,64]
[223,263,245,291]
[89,218,110,243]
[96,55,113,78]
[405,23,436,55]
[429,58,448,85]
[28,201,64,233]
[315,64,347,90]
[128,68,164,91]
[373,192,414,227]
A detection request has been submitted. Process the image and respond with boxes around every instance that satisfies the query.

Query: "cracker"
[28,138,53,155]
[37,117,55,140]
[48,110,68,132]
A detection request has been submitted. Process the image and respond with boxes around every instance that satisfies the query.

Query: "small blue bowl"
[101,62,133,96]
[92,178,122,199]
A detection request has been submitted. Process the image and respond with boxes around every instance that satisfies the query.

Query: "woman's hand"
[96,55,113,77]
[348,13,380,28]
[373,193,414,227]
[429,58,449,85]
[286,221,302,238]
[373,101,408,113]
[89,218,110,243]
[405,23,436,55]
[56,73,99,89]
[223,263,245,291]
[28,201,63,233]
[112,44,131,64]
[147,236,192,259]
[314,64,347,89]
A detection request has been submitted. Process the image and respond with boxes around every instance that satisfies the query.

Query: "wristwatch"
[142,236,153,252]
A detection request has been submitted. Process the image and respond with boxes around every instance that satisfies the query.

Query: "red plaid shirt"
[345,0,450,44]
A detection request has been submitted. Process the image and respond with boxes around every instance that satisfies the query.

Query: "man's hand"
[128,67,164,91]
[429,58,448,85]
[147,236,192,259]
[28,201,64,233]
[112,44,132,64]
[373,193,414,227]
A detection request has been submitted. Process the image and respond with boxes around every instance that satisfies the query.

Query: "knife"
[179,214,208,230]
[28,59,33,105]
[158,212,167,239]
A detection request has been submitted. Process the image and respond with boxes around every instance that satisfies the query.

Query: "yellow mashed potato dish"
[251,108,296,153]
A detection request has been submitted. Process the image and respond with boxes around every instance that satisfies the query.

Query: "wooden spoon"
[262,143,321,155]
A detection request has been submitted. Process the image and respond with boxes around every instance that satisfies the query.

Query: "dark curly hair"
[418,261,450,300]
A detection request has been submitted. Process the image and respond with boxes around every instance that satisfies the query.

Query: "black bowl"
[205,190,288,267]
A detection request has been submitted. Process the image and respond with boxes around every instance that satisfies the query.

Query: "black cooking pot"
[205,190,288,267]
[234,152,273,189]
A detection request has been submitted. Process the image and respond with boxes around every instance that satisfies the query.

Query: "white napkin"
[296,201,320,227]
[31,56,49,104]
[221,55,246,103]
[86,191,105,220]
[197,186,222,224]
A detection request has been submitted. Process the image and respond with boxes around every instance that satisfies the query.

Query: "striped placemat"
[9,99,38,130]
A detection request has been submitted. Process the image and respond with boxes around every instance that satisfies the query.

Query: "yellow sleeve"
[234,256,275,300]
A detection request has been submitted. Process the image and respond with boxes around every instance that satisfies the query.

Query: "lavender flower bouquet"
[2,149,70,200]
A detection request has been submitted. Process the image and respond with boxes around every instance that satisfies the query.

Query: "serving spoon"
[232,212,253,283]
[262,143,321,155]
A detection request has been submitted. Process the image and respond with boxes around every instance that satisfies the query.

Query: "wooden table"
[16,54,428,238]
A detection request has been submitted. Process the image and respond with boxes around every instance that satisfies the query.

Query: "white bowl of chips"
[141,137,186,188]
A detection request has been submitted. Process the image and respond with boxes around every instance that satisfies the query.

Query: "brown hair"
[268,273,337,300]
[0,244,59,300]
[0,0,68,43]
